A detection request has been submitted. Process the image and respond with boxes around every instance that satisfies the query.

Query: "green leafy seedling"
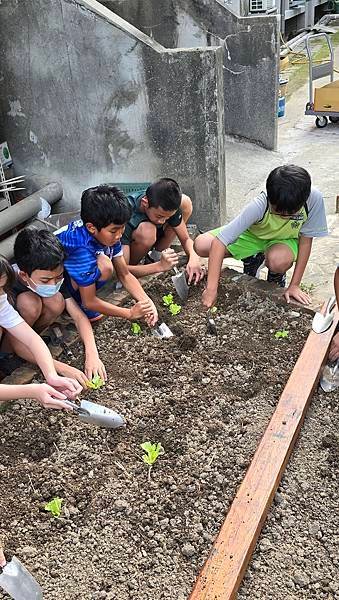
[169,303,182,316]
[300,282,315,295]
[274,329,289,339]
[86,374,105,390]
[131,322,142,335]
[44,497,63,518]
[162,293,174,307]
[141,441,165,481]
[210,306,217,314]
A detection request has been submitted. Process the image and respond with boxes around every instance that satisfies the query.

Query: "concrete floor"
[224,35,339,306]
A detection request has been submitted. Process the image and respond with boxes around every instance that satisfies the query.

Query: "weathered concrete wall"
[103,0,279,149]
[0,0,225,229]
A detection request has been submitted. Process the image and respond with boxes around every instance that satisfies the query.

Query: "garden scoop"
[171,267,189,302]
[320,359,339,392]
[312,296,336,333]
[152,322,173,338]
[0,556,42,600]
[65,399,126,429]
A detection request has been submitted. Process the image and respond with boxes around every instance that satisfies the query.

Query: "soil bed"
[0,276,316,599]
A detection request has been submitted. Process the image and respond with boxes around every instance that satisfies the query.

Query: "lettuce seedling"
[274,329,289,339]
[141,442,165,481]
[169,303,181,316]
[131,322,142,335]
[210,306,217,314]
[86,374,105,389]
[44,497,63,518]
[162,293,174,307]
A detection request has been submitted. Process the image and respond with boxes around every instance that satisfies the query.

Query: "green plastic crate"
[109,182,150,195]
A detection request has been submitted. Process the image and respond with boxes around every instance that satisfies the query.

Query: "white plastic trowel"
[312,296,336,333]
[0,556,42,600]
[65,399,126,429]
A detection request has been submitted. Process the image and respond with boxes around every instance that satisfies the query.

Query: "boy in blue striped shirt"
[56,185,158,324]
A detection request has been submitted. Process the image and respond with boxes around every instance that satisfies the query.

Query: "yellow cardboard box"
[314,79,339,112]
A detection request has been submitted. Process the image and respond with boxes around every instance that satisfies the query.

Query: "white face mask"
[27,277,64,298]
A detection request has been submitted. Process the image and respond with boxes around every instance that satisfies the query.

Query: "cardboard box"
[314,79,339,112]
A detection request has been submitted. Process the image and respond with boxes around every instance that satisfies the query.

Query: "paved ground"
[224,34,339,307]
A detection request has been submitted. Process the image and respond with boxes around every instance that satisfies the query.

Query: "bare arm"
[65,297,107,381]
[174,221,204,284]
[6,322,82,396]
[123,245,178,278]
[202,237,226,308]
[284,235,313,304]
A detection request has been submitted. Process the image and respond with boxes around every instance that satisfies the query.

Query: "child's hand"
[186,259,205,285]
[284,284,311,305]
[30,383,73,410]
[160,248,178,272]
[329,332,339,362]
[85,355,107,383]
[46,373,83,398]
[129,300,153,321]
[58,364,89,390]
[202,287,217,309]
[144,298,158,327]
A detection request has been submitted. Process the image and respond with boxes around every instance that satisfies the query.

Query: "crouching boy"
[194,165,328,307]
[56,185,158,324]
[12,229,106,387]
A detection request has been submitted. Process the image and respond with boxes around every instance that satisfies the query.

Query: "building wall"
[0,0,226,229]
[103,0,279,149]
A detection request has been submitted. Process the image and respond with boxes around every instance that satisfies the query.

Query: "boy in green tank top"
[194,165,327,307]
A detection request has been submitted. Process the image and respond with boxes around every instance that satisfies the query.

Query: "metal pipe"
[0,182,63,237]
[0,219,51,260]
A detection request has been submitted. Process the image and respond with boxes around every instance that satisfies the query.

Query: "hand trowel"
[312,296,336,333]
[152,322,173,338]
[320,359,339,392]
[171,267,189,302]
[0,556,42,600]
[206,309,218,336]
[65,399,126,429]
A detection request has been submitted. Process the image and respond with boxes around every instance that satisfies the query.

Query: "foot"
[242,253,265,278]
[267,271,286,288]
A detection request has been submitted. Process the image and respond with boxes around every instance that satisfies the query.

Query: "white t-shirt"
[0,293,23,329]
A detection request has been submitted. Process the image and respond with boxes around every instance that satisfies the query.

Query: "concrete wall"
[0,0,225,229]
[103,0,279,149]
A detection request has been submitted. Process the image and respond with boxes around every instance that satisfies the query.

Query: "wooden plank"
[190,310,338,600]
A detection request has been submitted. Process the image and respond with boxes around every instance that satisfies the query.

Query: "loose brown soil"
[1,276,336,600]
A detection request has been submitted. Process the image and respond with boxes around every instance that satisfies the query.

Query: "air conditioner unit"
[250,0,275,12]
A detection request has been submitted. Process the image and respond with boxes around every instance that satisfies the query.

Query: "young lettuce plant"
[274,329,289,340]
[131,322,142,335]
[169,303,181,316]
[141,441,165,481]
[162,293,174,307]
[44,497,63,518]
[86,374,105,389]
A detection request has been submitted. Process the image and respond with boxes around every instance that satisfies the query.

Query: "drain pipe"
[0,182,63,260]
[0,182,62,237]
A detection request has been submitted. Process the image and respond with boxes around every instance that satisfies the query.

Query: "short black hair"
[81,185,132,230]
[0,255,15,293]
[14,228,66,276]
[266,165,311,214]
[146,178,181,212]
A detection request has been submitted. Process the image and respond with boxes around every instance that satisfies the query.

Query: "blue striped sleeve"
[64,247,101,287]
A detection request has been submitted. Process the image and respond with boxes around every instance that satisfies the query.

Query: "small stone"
[289,311,300,318]
[20,545,37,557]
[293,571,310,587]
[308,521,320,536]
[202,377,210,385]
[182,543,196,557]
[114,499,129,511]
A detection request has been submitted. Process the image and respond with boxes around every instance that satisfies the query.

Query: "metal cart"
[304,32,339,128]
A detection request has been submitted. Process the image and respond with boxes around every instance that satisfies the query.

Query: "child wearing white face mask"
[6,229,107,389]
[0,256,82,408]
